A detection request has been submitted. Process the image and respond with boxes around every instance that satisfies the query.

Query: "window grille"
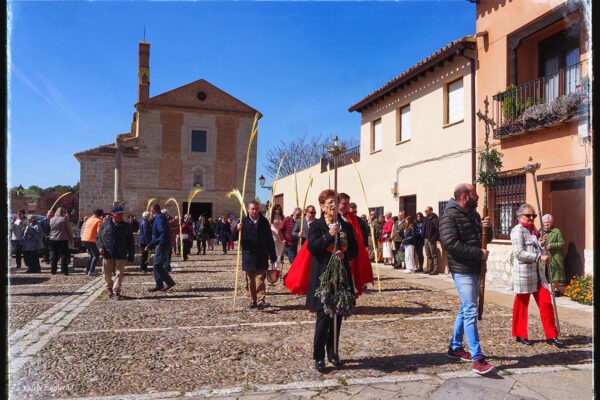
[192,130,207,152]
[489,175,526,239]
[438,201,449,217]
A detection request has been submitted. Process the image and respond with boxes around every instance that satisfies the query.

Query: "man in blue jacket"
[138,211,153,273]
[145,203,176,292]
[96,205,135,301]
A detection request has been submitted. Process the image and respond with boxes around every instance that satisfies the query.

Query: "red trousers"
[512,284,558,339]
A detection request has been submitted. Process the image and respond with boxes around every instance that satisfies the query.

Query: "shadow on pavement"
[354,302,451,316]
[11,291,85,297]
[8,276,50,285]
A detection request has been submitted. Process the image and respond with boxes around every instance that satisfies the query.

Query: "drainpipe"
[458,48,477,184]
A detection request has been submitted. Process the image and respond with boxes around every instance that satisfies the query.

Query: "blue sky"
[7,1,475,201]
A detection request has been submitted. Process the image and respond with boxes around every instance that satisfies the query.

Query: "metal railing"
[489,175,526,240]
[320,145,360,173]
[492,59,590,138]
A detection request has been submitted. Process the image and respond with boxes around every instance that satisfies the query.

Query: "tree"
[263,133,359,179]
[38,192,78,221]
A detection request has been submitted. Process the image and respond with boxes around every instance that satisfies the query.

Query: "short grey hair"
[142,211,150,219]
[293,207,301,214]
[516,203,535,217]
[542,214,553,222]
[161,209,169,215]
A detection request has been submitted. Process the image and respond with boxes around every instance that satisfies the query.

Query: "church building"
[75,41,260,220]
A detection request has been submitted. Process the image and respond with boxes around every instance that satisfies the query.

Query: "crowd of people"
[9,183,574,375]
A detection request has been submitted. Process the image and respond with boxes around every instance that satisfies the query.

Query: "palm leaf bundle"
[314,254,356,318]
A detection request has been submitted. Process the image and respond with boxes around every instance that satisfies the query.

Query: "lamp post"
[258,174,273,190]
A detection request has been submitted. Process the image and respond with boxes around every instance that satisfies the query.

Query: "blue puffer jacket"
[23,223,44,251]
[138,219,153,246]
[96,219,135,261]
[147,212,171,250]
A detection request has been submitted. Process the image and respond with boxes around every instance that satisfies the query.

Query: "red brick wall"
[159,111,183,190]
[214,115,239,190]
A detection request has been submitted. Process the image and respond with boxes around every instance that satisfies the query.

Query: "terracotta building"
[473,0,593,280]
[75,42,260,220]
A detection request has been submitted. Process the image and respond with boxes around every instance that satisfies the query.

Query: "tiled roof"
[348,36,476,113]
[74,134,139,161]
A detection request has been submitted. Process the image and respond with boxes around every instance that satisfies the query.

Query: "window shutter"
[448,79,464,124]
[373,119,382,151]
[401,105,411,141]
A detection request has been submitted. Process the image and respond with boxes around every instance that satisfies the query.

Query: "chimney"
[138,41,150,103]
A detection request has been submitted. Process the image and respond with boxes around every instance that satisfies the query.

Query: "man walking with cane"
[439,183,493,375]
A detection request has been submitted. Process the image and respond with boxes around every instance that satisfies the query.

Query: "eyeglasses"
[523,214,537,219]
[307,211,316,214]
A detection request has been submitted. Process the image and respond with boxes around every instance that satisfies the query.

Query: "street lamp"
[258,174,272,190]
[16,185,24,196]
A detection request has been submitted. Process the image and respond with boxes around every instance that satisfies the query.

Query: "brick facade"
[75,42,260,221]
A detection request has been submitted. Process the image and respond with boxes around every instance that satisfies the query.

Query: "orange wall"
[475,1,592,250]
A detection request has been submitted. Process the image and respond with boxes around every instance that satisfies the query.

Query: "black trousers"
[42,238,50,263]
[196,238,206,254]
[140,248,149,270]
[183,240,192,260]
[24,251,41,272]
[11,240,23,268]
[49,240,69,274]
[313,309,343,360]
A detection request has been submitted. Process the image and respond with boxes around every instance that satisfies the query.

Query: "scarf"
[519,221,538,237]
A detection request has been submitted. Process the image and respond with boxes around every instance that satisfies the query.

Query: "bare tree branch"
[263,133,359,180]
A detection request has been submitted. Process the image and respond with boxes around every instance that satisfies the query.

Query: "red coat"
[278,216,297,247]
[284,212,374,298]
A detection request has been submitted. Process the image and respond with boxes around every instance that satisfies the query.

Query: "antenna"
[143,26,146,41]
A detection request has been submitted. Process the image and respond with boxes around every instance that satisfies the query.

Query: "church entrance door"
[183,202,213,220]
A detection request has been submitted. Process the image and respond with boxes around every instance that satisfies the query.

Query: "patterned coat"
[510,223,550,294]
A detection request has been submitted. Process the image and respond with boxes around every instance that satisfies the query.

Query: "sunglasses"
[523,214,537,219]
[307,211,316,214]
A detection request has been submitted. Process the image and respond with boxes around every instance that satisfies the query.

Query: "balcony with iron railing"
[492,59,590,139]
[320,145,360,173]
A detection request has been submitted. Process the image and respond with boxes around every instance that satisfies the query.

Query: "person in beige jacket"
[49,207,74,275]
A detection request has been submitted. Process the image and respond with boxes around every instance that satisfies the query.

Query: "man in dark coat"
[41,210,53,263]
[306,189,358,372]
[138,211,153,273]
[439,183,493,375]
[423,206,440,274]
[145,204,176,292]
[96,205,135,301]
[237,201,277,310]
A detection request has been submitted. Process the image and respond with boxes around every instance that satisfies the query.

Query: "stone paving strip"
[58,313,516,336]
[8,277,106,375]
[54,363,593,400]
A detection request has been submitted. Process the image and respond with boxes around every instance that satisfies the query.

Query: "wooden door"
[550,178,585,261]
[274,194,284,212]
[403,195,417,219]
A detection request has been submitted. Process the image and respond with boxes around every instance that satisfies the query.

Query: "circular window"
[197,91,207,101]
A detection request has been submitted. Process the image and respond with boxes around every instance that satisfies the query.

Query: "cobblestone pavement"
[7,250,593,399]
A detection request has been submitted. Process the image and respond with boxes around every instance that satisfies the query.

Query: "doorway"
[182,202,213,220]
[550,178,585,277]
[401,195,417,218]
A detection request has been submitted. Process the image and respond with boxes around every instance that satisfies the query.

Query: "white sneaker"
[403,270,415,274]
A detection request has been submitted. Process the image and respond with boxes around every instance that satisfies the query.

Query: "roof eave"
[348,39,475,113]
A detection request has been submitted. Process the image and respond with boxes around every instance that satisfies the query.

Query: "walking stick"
[524,158,560,336]
[327,136,346,356]
[478,187,488,321]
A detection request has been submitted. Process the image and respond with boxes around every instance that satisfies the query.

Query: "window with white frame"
[372,119,382,152]
[447,79,464,124]
[400,105,411,141]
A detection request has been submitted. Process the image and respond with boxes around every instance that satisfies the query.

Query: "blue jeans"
[165,249,172,272]
[450,272,484,362]
[286,245,298,264]
[153,245,175,289]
